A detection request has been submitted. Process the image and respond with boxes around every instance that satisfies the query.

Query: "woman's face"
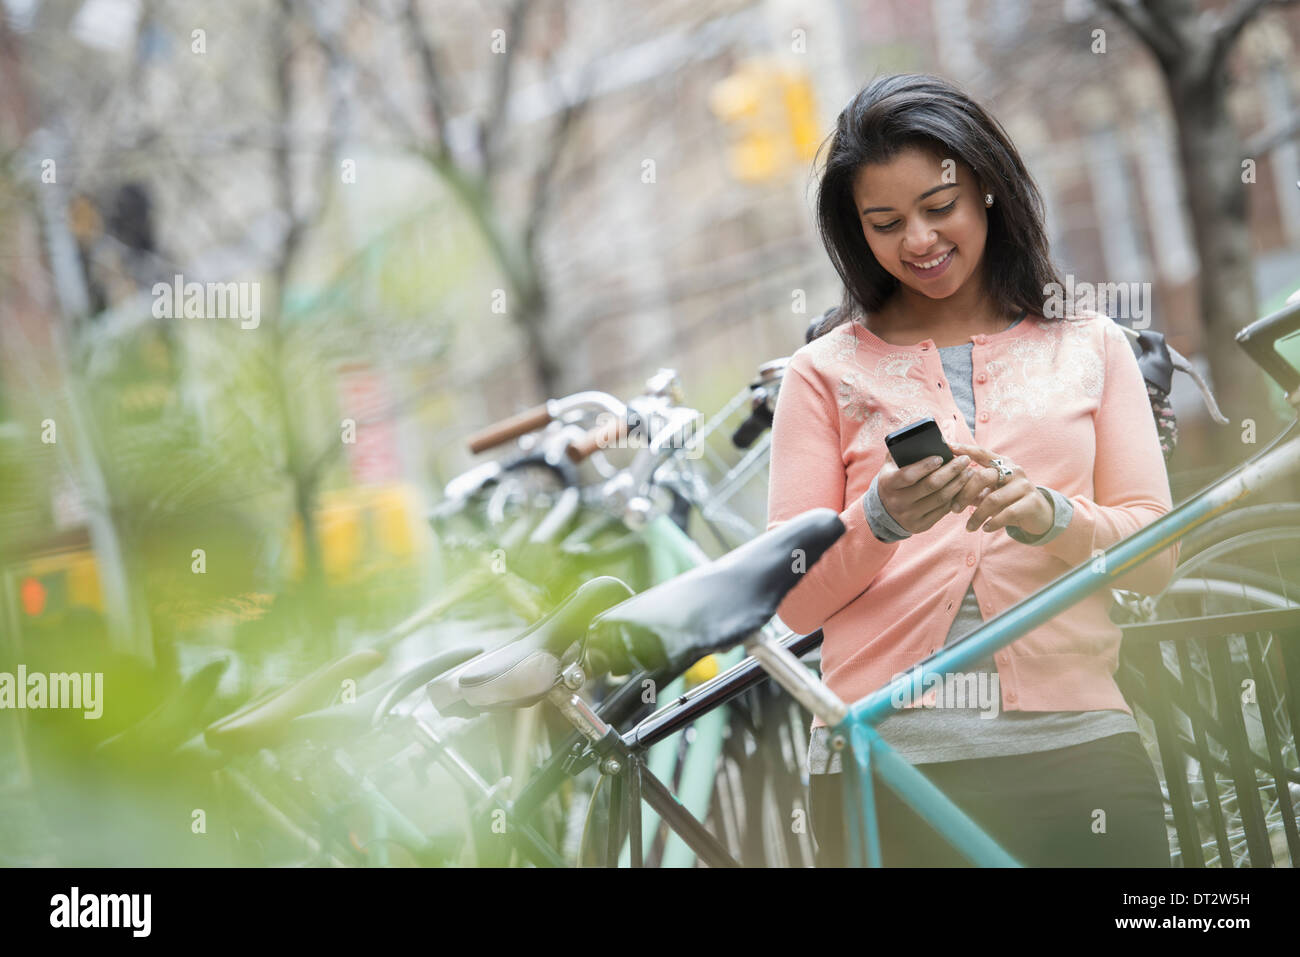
[851,147,988,303]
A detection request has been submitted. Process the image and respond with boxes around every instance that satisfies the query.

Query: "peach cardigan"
[766,312,1179,726]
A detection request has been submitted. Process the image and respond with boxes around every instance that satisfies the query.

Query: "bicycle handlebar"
[467,403,553,454]
[566,414,630,463]
[466,392,628,455]
[1114,322,1228,425]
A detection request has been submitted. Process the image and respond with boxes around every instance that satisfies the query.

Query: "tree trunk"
[1167,64,1282,465]
[514,284,565,399]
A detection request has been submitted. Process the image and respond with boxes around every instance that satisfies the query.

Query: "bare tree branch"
[1095,0,1184,65]
[351,57,426,152]
[292,0,348,238]
[522,51,594,259]
[1212,0,1299,64]
[271,0,304,277]
[480,0,529,184]
[269,0,344,281]
[402,0,453,160]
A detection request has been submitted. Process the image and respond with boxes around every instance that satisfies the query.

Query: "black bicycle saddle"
[588,507,844,674]
[449,576,635,712]
[204,649,385,754]
[286,645,485,742]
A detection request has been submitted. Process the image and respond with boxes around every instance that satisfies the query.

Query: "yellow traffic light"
[709,59,821,183]
[782,70,820,162]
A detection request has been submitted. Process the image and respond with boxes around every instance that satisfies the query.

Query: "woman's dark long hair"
[811,73,1064,340]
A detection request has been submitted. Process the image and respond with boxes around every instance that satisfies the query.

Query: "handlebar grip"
[566,415,629,463]
[467,403,553,454]
[731,408,773,449]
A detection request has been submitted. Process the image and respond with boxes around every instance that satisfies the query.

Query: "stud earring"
[985,194,994,206]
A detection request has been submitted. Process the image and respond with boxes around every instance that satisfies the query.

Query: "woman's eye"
[870,201,954,233]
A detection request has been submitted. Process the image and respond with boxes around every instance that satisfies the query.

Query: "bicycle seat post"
[544,664,614,746]
[743,629,849,729]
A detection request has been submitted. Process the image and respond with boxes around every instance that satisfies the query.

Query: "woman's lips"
[905,248,955,280]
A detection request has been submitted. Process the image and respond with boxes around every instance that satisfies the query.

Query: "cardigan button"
[976,372,987,383]
[978,411,989,422]
[965,553,976,566]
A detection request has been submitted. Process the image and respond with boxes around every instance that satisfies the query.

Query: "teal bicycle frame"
[623,512,744,867]
[749,423,1300,866]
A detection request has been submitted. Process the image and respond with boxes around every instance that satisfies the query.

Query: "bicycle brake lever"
[1169,346,1230,425]
[560,739,598,776]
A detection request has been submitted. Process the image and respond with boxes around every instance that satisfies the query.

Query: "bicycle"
[422,362,806,867]
[408,514,842,867]
[1110,502,1300,866]
[153,360,801,868]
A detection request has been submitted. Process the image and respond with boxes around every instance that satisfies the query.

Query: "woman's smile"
[905,247,955,279]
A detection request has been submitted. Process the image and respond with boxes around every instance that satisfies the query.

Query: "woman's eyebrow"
[860,183,958,216]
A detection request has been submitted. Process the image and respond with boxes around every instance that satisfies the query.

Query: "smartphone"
[885,417,953,468]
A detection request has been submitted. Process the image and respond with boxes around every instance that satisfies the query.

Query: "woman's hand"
[947,441,1053,537]
[876,450,975,534]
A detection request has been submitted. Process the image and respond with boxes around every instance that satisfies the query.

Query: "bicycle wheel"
[571,685,816,868]
[700,682,816,868]
[572,719,740,868]
[576,773,614,867]
[759,696,817,868]
[1111,504,1300,867]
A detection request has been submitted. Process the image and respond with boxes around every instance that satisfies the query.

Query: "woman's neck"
[867,283,1022,348]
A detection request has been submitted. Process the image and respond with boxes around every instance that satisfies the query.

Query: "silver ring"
[990,457,1015,487]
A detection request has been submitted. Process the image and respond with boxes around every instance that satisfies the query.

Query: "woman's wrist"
[865,473,910,542]
[1007,487,1073,545]
[1022,487,1055,537]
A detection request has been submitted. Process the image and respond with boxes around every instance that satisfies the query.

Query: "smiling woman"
[769,73,1179,868]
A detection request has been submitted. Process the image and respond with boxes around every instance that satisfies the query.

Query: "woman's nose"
[903,221,937,254]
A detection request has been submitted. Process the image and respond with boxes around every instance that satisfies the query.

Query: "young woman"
[766,73,1180,867]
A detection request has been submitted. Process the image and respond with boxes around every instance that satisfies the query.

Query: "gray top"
[807,315,1138,771]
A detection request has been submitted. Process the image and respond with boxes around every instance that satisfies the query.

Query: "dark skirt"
[808,732,1171,867]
